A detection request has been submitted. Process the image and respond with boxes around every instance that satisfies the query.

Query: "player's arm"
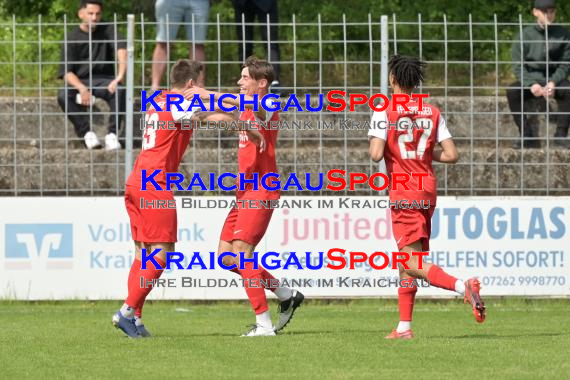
[192,111,235,124]
[433,138,459,164]
[208,102,241,118]
[367,110,388,162]
[213,91,267,121]
[432,114,458,164]
[183,87,267,120]
[182,89,267,152]
[369,137,386,162]
[432,138,458,163]
[191,111,266,153]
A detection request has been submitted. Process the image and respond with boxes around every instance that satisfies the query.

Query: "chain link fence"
[0,14,569,195]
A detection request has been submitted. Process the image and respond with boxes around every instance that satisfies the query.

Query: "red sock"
[240,263,269,314]
[127,259,144,316]
[398,279,418,321]
[427,265,457,292]
[125,257,165,309]
[135,304,143,318]
[127,258,139,294]
[259,267,277,292]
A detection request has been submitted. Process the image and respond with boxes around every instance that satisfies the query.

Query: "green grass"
[1,298,568,379]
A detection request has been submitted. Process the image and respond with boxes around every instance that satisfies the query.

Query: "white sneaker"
[241,324,276,337]
[105,133,121,150]
[84,131,101,149]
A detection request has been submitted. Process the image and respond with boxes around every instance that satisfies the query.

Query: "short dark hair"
[242,56,274,87]
[534,0,555,10]
[80,0,103,10]
[170,59,204,88]
[388,55,427,89]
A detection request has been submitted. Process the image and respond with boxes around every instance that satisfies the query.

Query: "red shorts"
[390,206,435,251]
[124,185,178,243]
[219,193,276,246]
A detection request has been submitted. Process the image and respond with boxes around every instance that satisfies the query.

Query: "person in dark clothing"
[57,0,127,149]
[233,0,281,95]
[506,0,570,149]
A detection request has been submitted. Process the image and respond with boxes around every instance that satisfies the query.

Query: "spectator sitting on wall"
[57,0,126,150]
[507,0,570,149]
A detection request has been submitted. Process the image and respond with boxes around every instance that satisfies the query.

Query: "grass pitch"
[1,298,568,379]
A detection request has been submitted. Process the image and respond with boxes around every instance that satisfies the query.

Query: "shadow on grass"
[275,329,372,336]
[112,330,567,340]
[430,332,565,339]
[153,332,241,338]
[157,329,370,338]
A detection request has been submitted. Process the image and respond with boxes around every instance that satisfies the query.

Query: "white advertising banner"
[1,197,568,299]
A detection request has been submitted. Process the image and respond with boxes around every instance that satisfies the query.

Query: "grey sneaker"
[274,290,304,332]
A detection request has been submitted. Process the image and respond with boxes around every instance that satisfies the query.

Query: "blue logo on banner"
[5,224,73,269]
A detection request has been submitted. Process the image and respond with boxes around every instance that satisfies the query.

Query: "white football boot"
[241,324,276,337]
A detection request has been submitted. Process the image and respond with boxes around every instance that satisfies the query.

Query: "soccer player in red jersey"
[368,55,486,340]
[112,59,257,338]
[186,56,304,336]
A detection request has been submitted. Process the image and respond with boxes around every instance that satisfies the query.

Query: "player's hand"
[107,79,120,94]
[247,129,266,153]
[545,81,555,98]
[79,88,92,106]
[530,83,543,97]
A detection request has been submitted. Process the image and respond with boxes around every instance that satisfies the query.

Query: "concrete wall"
[0,95,563,148]
[1,96,568,195]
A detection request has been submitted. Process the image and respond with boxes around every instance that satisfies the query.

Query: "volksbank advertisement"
[1,197,568,299]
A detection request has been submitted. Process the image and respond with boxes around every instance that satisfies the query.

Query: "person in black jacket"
[506,0,570,149]
[233,0,281,95]
[57,0,127,150]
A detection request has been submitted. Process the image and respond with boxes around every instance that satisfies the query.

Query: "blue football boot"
[112,311,141,338]
[136,323,152,338]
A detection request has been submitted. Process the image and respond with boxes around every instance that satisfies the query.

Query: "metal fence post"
[379,15,389,194]
[12,15,17,195]
[38,14,44,196]
[443,14,448,195]
[518,14,524,195]
[468,14,474,195]
[125,14,135,182]
[380,15,389,100]
[368,13,374,195]
[318,13,323,196]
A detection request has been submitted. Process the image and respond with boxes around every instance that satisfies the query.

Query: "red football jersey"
[236,108,280,199]
[368,102,452,202]
[126,91,196,189]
